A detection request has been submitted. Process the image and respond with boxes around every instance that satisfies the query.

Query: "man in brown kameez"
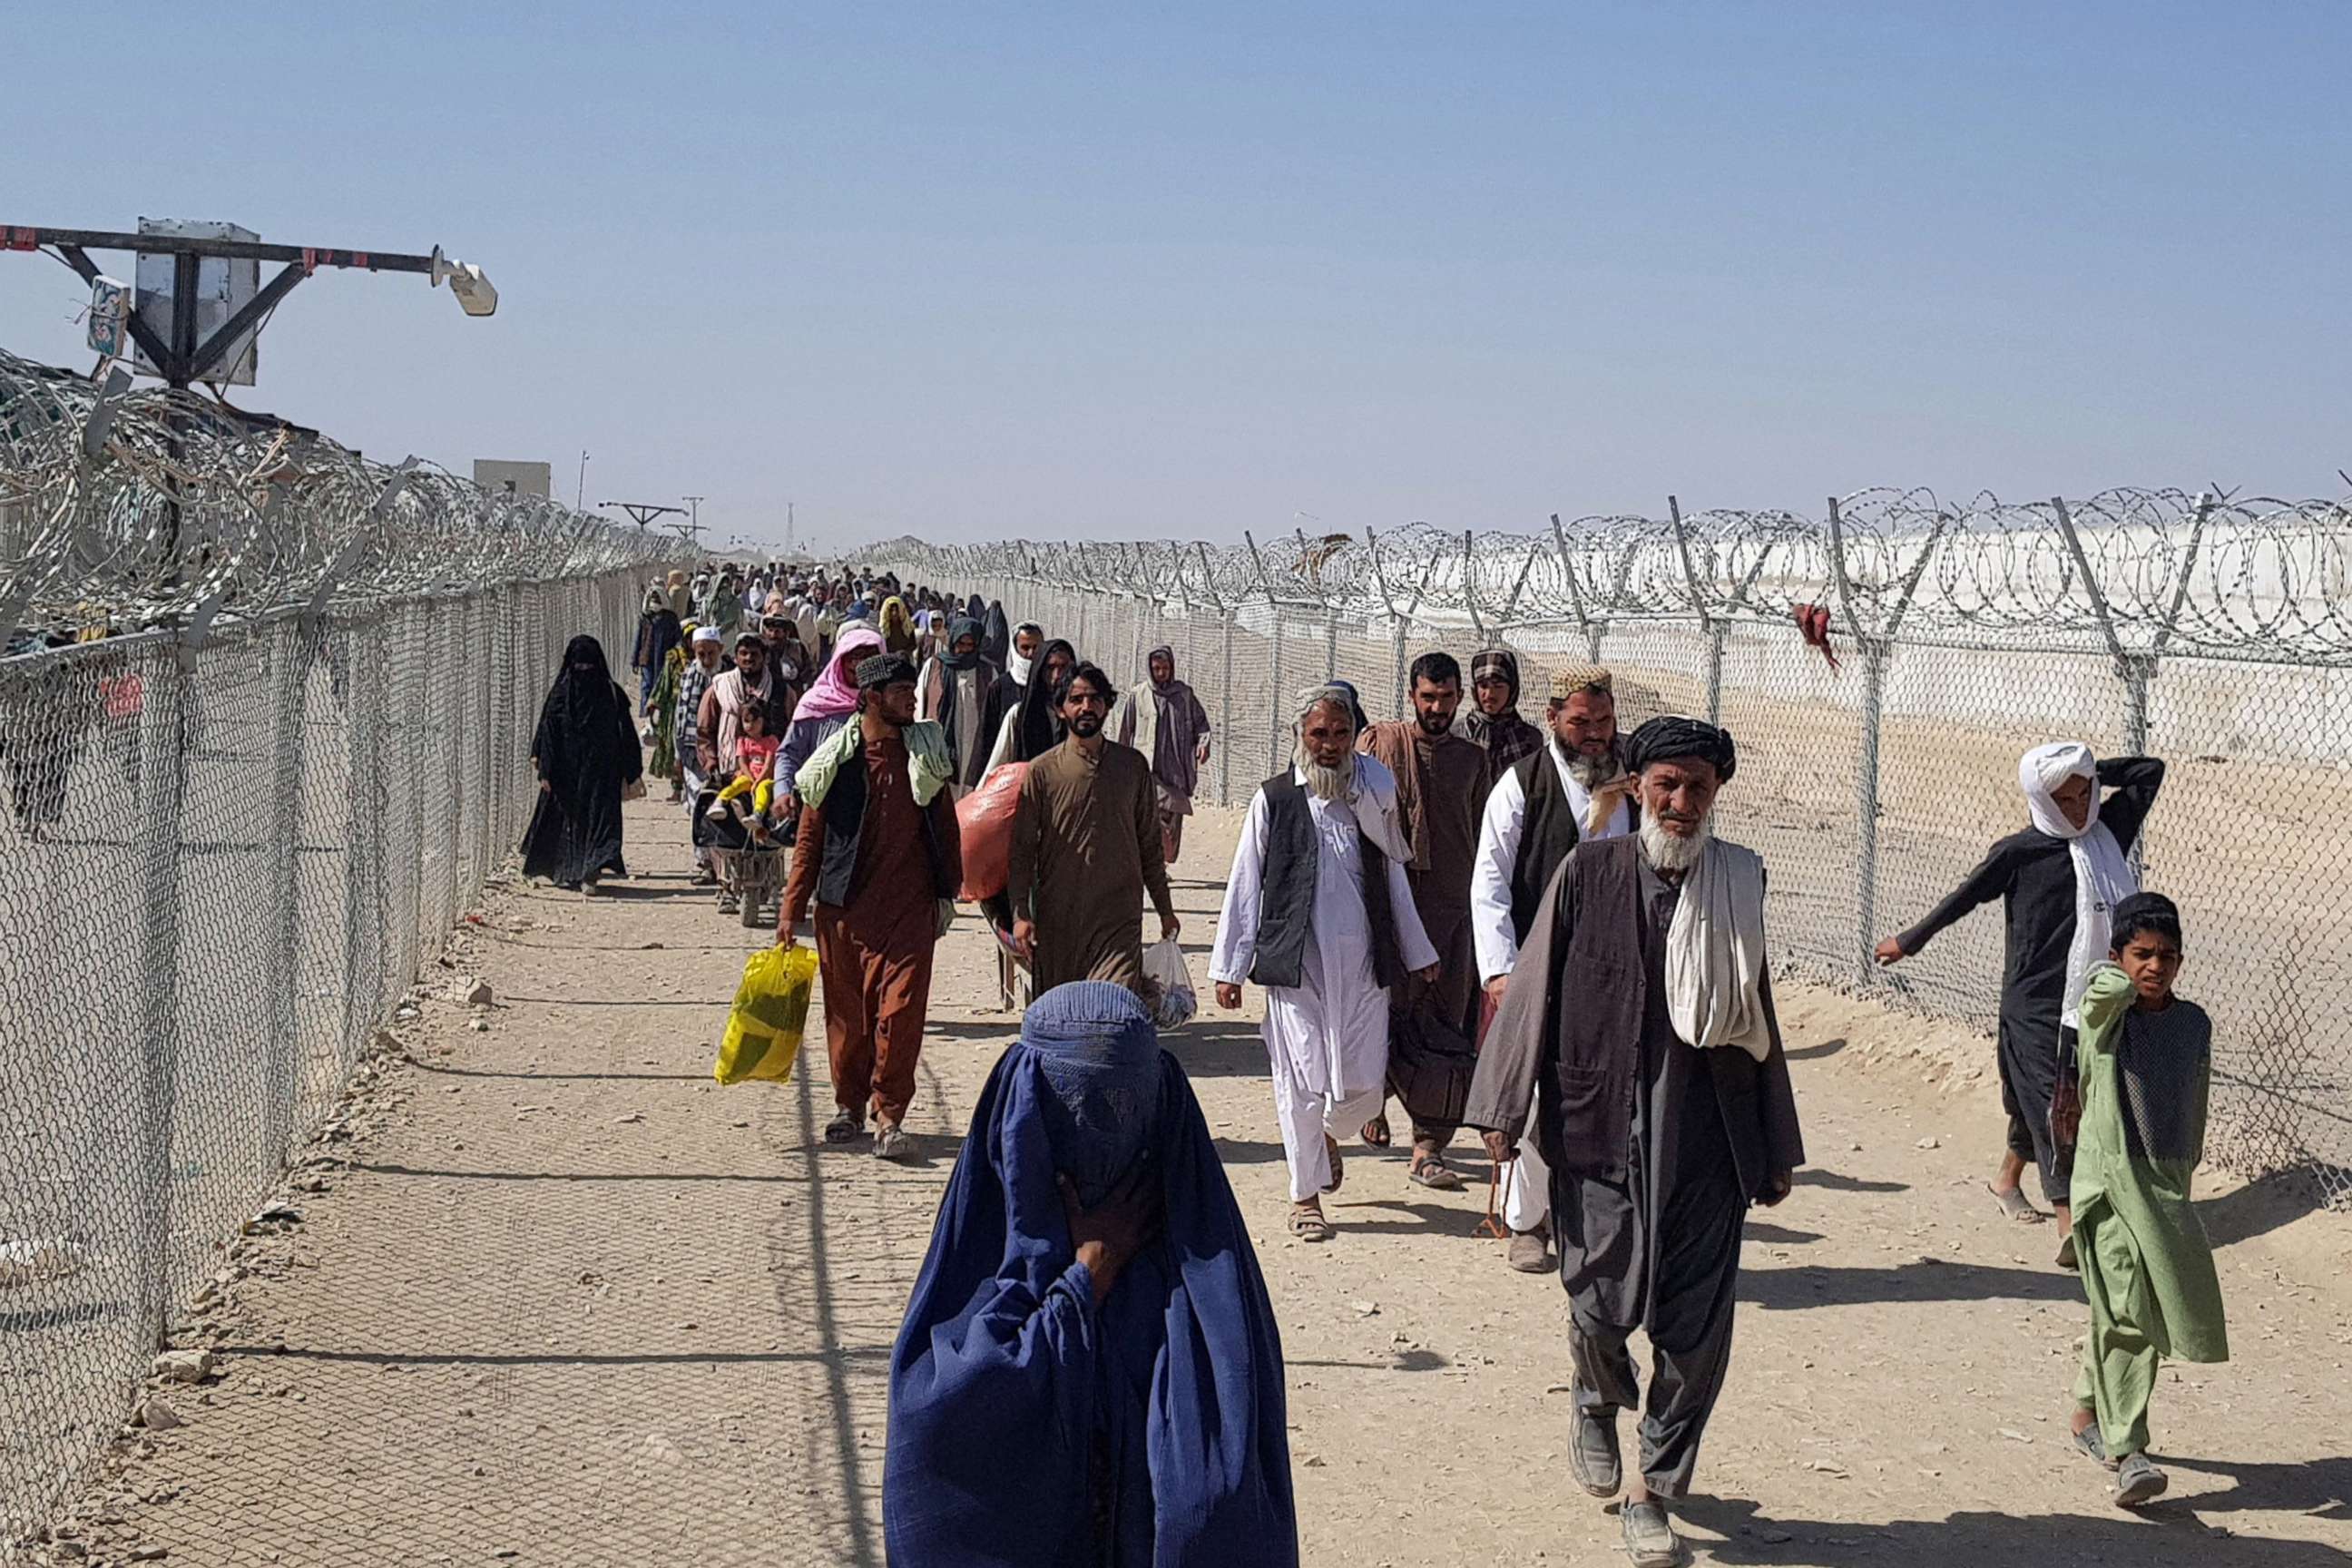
[779,652,963,1160]
[1008,662,1180,995]
[1357,651,1493,1188]
[1111,644,1212,866]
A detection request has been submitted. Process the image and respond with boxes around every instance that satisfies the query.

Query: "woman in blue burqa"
[519,634,642,892]
[886,982,1297,1566]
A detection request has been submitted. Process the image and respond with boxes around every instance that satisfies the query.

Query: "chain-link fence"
[2,349,670,1547]
[876,488,2352,1208]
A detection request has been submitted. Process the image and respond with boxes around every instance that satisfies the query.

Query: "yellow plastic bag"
[714,944,818,1086]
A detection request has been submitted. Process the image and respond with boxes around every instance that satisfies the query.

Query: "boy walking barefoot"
[2062,892,2228,1507]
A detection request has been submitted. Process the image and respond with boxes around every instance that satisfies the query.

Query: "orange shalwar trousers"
[815,906,937,1127]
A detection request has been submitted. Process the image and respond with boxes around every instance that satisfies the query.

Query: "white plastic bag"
[1142,936,1197,1030]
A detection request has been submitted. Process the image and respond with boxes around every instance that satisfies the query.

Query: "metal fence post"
[134,626,195,1343]
[262,617,305,1165]
[402,600,429,975]
[446,597,468,924]
[1129,548,1151,680]
[2052,495,2156,863]
[1549,513,1606,663]
[1244,530,1282,775]
[342,614,384,1059]
[1268,610,1285,777]
[1219,609,1235,805]
[1667,495,1722,723]
[1854,647,1887,975]
[1826,498,1881,983]
[1462,529,1487,643]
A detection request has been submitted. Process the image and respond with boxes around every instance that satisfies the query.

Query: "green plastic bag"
[715,944,818,1086]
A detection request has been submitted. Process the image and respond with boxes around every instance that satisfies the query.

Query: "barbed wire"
[879,483,2352,662]
[0,349,671,633]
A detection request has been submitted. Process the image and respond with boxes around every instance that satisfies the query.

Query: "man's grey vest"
[1247,772,1403,991]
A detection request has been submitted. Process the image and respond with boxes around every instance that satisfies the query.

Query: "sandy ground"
[20,799,2352,1568]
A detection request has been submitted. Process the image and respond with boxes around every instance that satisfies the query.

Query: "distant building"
[473,459,552,499]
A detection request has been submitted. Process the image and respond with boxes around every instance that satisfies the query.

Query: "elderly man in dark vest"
[1466,716,1803,1568]
[1210,686,1439,1243]
[1468,665,1641,1272]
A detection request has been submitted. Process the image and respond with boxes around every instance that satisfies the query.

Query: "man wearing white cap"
[1877,742,2166,1267]
[1210,685,1440,1242]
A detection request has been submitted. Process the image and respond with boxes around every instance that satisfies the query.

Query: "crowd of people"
[511,559,2225,1563]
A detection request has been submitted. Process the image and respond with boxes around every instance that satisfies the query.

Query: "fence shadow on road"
[1740,1258,2083,1312]
[1161,1019,1277,1078]
[2198,1169,2331,1250]
[412,1061,714,1082]
[2159,1454,2352,1522]
[354,1161,801,1183]
[1784,1035,1852,1062]
[775,1037,886,1566]
[1338,1196,1494,1240]
[1680,1494,2349,1568]
[1793,1167,1912,1195]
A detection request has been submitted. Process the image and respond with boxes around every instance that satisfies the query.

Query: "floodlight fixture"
[1,221,500,386]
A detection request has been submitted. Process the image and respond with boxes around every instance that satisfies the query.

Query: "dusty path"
[28,801,2351,1568]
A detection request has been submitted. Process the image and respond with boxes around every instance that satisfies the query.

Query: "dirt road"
[27,799,2351,1568]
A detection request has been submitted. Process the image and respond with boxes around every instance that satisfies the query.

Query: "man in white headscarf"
[1209,686,1439,1244]
[1876,741,2164,1265]
[1466,716,1802,1567]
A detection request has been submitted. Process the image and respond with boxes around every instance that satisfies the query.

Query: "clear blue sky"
[6,5,2346,553]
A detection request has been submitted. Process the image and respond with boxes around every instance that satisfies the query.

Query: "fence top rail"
[1,348,675,632]
[873,485,2352,662]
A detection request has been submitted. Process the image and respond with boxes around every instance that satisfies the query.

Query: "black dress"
[520,635,644,887]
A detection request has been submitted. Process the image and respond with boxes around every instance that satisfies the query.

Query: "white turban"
[2018,740,2135,1028]
[2017,741,2098,839]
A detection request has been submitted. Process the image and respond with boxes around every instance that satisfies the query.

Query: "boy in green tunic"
[2062,891,2228,1507]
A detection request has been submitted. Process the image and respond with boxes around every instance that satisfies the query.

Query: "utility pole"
[682,495,706,550]
[575,450,589,510]
[786,501,796,556]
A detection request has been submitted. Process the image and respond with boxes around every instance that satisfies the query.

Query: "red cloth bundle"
[955,762,1027,901]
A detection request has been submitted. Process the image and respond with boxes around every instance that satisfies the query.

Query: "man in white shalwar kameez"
[1210,687,1439,1242]
[1469,666,1639,1271]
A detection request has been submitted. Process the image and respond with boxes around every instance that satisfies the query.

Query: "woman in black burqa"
[521,634,644,891]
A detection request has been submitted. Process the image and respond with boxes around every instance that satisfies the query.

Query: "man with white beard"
[1468,667,1641,1273]
[1210,686,1440,1243]
[1467,716,1804,1567]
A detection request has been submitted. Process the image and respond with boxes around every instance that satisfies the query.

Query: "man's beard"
[1067,712,1103,739]
[1294,743,1350,801]
[1640,811,1713,874]
[1415,710,1452,737]
[1565,745,1622,789]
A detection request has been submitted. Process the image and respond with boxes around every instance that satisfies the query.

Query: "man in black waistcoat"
[1209,686,1439,1243]
[1465,716,1803,1568]
[1468,665,1642,1273]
